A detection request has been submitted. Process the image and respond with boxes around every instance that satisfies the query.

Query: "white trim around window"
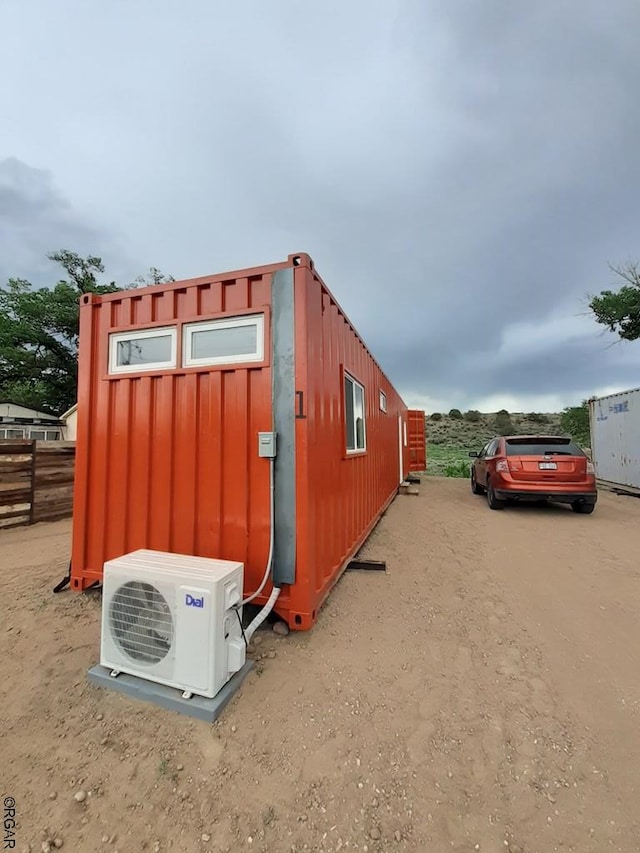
[379,390,387,413]
[108,327,178,375]
[183,314,264,368]
[345,372,367,453]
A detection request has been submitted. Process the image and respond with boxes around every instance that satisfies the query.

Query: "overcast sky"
[1,0,639,413]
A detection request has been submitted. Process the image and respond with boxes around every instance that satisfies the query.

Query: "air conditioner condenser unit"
[100,549,246,699]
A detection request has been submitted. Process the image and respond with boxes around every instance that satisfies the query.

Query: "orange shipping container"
[407,410,426,472]
[70,253,423,630]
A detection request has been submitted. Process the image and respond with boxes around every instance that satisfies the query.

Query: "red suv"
[469,435,597,513]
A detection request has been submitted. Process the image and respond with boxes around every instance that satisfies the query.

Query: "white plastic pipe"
[244,586,281,644]
[241,457,275,607]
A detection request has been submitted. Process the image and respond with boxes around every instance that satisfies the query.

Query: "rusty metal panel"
[589,388,640,490]
[407,410,426,472]
[289,257,409,629]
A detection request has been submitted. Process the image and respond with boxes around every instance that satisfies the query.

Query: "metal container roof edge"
[589,387,640,402]
[84,251,412,411]
[81,255,296,304]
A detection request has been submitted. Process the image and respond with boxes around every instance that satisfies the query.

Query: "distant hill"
[427,411,564,449]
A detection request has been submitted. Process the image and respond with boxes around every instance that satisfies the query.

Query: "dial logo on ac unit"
[185,593,204,608]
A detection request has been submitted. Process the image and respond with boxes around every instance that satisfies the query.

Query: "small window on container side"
[379,390,387,413]
[184,314,264,367]
[109,327,177,374]
[345,373,366,453]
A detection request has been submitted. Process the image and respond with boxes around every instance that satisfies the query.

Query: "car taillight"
[496,459,509,472]
[587,462,595,475]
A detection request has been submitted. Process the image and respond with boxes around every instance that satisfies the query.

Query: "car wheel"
[486,479,505,511]
[471,470,484,495]
[572,501,595,514]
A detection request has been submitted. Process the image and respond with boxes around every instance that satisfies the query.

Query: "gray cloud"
[1,0,639,411]
[0,158,135,287]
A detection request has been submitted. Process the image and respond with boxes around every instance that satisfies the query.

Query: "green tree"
[132,266,176,288]
[560,400,590,447]
[464,409,481,422]
[590,262,640,341]
[429,412,443,421]
[448,408,463,420]
[0,251,172,415]
[494,409,513,435]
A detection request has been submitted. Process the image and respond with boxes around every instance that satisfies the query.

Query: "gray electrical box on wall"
[258,432,277,458]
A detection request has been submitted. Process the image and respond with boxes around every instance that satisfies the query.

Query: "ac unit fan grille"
[109,581,174,664]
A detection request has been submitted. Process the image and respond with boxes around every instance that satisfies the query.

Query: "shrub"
[560,401,590,447]
[444,460,470,478]
[448,408,463,420]
[495,410,513,435]
[464,410,482,422]
[430,412,443,421]
[527,412,549,424]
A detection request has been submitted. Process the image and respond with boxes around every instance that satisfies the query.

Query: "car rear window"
[505,438,585,457]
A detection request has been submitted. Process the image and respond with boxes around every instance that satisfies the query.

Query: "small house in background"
[0,402,64,440]
[61,403,78,441]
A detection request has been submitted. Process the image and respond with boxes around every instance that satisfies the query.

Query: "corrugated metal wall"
[71,253,421,631]
[590,388,640,490]
[407,410,426,472]
[292,260,409,627]
[71,270,277,593]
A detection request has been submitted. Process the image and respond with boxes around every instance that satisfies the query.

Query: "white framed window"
[344,372,366,453]
[109,327,177,374]
[183,314,264,368]
[45,430,60,441]
[403,421,407,447]
[379,390,387,413]
[6,429,25,439]
[30,430,46,441]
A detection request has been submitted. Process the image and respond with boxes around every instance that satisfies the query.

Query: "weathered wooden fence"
[0,440,76,529]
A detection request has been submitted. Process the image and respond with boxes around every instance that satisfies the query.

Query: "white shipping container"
[589,388,640,490]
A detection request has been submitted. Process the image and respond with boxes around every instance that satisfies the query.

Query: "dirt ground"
[2,479,640,853]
